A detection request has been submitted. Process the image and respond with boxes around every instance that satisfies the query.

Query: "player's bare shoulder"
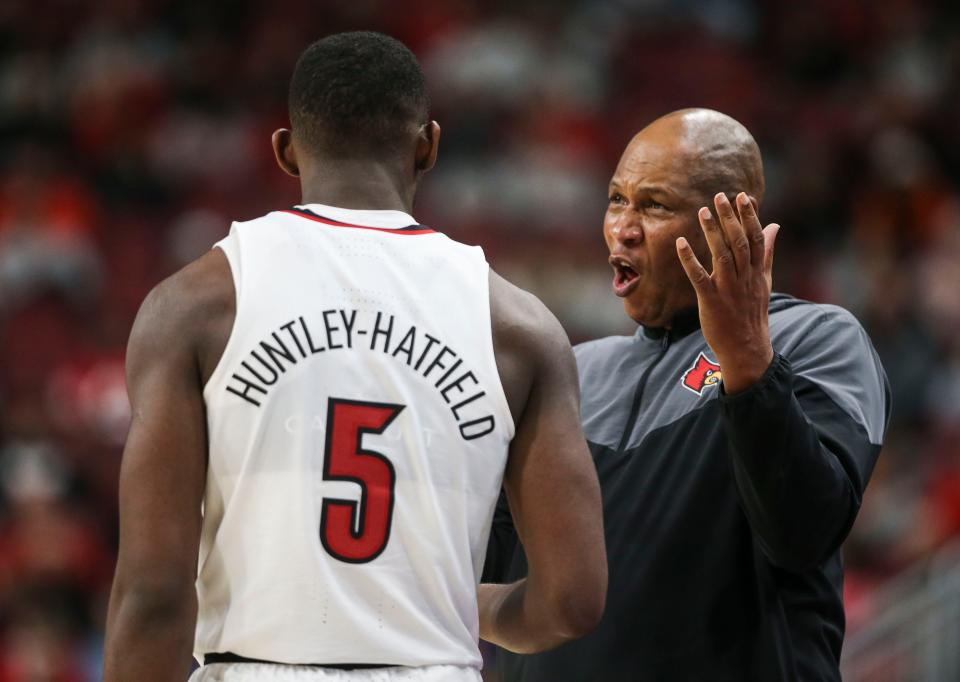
[489,269,576,422]
[128,248,235,386]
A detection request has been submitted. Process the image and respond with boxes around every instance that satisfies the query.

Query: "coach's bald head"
[647,108,764,203]
[604,109,765,327]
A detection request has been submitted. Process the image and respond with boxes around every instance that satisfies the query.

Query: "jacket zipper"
[616,333,670,452]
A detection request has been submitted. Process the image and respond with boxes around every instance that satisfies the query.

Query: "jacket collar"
[639,306,702,342]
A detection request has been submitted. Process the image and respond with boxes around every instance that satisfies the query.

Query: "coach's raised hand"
[676,191,780,394]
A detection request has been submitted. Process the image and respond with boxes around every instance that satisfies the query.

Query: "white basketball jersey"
[196,204,514,669]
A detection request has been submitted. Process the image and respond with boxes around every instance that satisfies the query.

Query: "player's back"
[196,203,514,668]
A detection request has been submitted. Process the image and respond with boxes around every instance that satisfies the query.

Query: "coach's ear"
[414,121,440,175]
[272,128,300,177]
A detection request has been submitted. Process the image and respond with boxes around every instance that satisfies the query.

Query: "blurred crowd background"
[0,0,958,678]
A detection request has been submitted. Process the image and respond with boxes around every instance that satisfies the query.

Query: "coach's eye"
[608,192,627,205]
[644,200,668,211]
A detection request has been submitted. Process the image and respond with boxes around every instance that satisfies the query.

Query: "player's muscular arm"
[104,250,233,681]
[478,272,607,654]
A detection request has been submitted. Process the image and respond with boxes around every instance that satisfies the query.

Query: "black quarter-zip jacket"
[483,294,891,682]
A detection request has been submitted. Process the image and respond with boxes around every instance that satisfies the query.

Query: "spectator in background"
[484,109,891,681]
[0,441,109,680]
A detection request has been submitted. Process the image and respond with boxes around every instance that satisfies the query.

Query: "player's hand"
[675,192,780,394]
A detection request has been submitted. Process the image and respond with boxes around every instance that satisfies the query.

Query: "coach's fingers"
[762,223,780,281]
[714,193,747,275]
[737,193,765,269]
[676,237,711,292]
[698,206,734,278]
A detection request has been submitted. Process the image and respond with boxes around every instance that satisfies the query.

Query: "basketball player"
[103,32,606,682]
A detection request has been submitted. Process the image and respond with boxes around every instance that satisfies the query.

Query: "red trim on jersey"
[281,208,437,235]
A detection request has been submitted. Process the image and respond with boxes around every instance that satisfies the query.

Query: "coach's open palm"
[676,192,780,394]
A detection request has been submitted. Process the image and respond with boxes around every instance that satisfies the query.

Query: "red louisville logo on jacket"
[681,353,722,395]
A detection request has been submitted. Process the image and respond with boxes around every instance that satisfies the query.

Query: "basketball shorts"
[188,663,482,682]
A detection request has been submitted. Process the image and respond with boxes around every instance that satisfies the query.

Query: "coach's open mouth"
[609,255,641,297]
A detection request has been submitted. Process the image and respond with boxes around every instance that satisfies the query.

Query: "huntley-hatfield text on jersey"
[225,308,496,440]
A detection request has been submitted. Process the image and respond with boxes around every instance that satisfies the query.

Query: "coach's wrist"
[717,344,775,395]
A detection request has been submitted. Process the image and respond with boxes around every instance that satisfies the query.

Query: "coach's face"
[604,129,711,328]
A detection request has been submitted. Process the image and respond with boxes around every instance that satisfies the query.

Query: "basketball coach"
[483,108,891,681]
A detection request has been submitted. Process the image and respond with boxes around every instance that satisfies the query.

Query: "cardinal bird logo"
[681,353,722,395]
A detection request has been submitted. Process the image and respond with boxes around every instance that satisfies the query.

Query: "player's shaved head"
[288,32,430,159]
[271,32,440,214]
[631,108,764,205]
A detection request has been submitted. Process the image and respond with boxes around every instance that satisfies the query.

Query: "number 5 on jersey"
[320,398,404,563]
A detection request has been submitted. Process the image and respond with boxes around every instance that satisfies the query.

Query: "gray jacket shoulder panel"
[571,296,889,450]
[770,300,890,445]
[574,334,663,448]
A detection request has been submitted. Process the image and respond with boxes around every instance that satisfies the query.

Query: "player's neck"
[299,160,414,214]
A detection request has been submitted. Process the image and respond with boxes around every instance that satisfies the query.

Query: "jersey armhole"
[202,225,242,397]
[480,259,516,441]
